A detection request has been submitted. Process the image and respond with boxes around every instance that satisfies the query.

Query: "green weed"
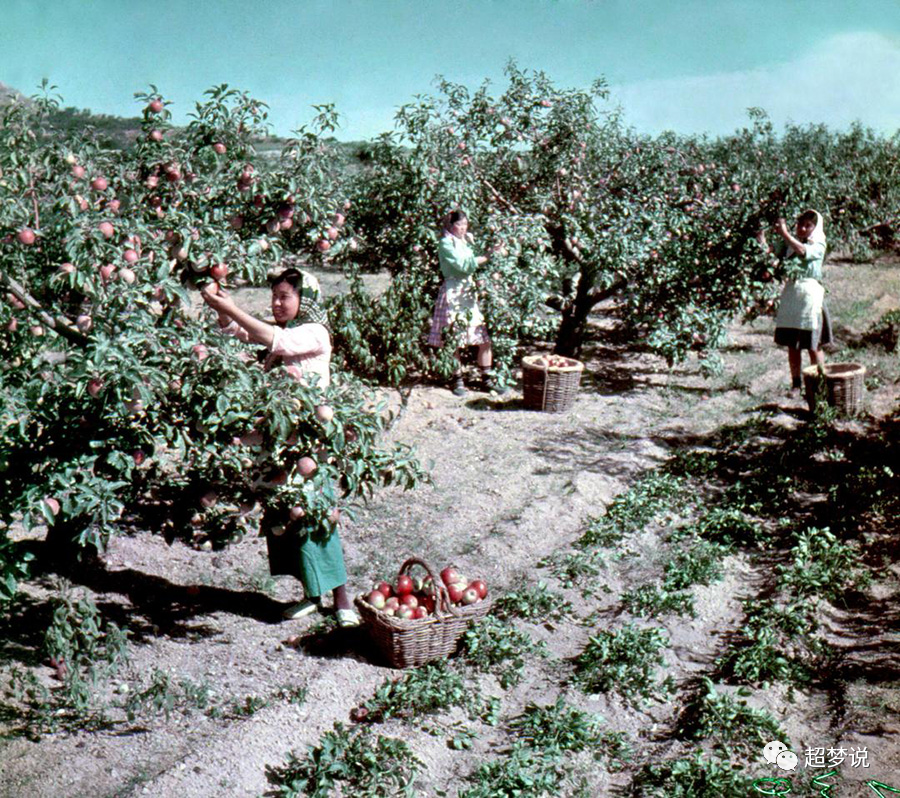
[509,696,630,767]
[621,583,694,618]
[577,472,687,549]
[459,744,563,798]
[676,678,783,753]
[629,752,751,797]
[777,527,871,600]
[492,582,573,622]
[360,660,473,722]
[461,616,547,689]
[663,539,727,589]
[264,722,420,798]
[572,624,672,705]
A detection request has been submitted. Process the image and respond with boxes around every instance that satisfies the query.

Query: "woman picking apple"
[200,268,360,627]
[427,210,503,395]
[756,209,832,393]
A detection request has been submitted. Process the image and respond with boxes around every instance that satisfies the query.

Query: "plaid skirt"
[427,279,490,347]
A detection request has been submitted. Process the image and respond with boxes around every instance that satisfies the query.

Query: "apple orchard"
[1,67,899,599]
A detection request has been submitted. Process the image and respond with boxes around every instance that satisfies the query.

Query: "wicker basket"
[802,362,866,415]
[355,557,492,669]
[522,354,584,412]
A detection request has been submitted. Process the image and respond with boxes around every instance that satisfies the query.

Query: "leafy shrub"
[265,722,421,798]
[572,624,672,705]
[663,539,727,589]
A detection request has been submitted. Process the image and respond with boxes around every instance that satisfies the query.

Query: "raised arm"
[201,285,275,347]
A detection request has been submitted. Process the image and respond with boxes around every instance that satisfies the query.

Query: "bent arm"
[438,237,479,278]
[202,285,275,346]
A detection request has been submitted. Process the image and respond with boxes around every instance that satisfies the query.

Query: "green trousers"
[264,512,347,598]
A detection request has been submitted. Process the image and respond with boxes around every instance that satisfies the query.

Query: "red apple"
[119,268,136,284]
[212,142,226,155]
[328,508,341,525]
[17,228,36,246]
[99,264,116,282]
[461,588,480,605]
[367,590,387,609]
[209,263,228,282]
[333,212,345,227]
[29,325,44,337]
[122,248,139,264]
[279,217,293,230]
[289,505,306,521]
[400,594,418,609]
[192,344,208,361]
[44,497,61,516]
[315,405,334,423]
[440,567,460,586]
[297,457,317,477]
[413,607,429,619]
[266,218,281,235]
[230,215,244,230]
[148,99,164,113]
[71,164,85,179]
[98,221,115,239]
[146,175,159,189]
[87,378,104,398]
[469,580,488,599]
[384,597,400,612]
[326,226,339,240]
[7,318,17,332]
[396,605,415,620]
[149,129,164,143]
[447,583,465,604]
[375,581,393,598]
[395,575,414,596]
[316,239,331,253]
[132,449,146,466]
[90,176,108,191]
[199,491,217,509]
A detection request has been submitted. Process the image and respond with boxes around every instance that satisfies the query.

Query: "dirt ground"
[1,258,899,797]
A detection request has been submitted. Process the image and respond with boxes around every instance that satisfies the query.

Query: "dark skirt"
[774,304,833,350]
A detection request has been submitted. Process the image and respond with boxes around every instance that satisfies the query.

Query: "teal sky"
[2,0,899,140]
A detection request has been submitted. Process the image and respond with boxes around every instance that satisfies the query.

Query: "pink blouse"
[220,321,332,388]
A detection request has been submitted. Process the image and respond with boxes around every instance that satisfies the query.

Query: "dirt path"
[2,261,899,797]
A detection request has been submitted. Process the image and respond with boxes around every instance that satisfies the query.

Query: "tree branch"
[1,270,87,345]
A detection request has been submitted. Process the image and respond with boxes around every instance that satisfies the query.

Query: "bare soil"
[1,259,899,797]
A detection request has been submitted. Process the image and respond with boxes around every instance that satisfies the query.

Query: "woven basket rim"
[521,354,584,373]
[802,362,866,379]
[355,593,492,629]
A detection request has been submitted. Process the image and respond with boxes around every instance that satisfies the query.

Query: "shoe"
[480,371,508,395]
[282,599,320,620]
[336,608,361,628]
[451,376,468,397]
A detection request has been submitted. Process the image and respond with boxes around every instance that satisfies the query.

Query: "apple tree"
[0,84,426,602]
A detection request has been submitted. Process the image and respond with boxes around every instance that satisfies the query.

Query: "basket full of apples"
[355,557,492,668]
[521,354,584,412]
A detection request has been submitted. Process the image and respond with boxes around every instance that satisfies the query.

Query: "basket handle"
[398,557,462,618]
